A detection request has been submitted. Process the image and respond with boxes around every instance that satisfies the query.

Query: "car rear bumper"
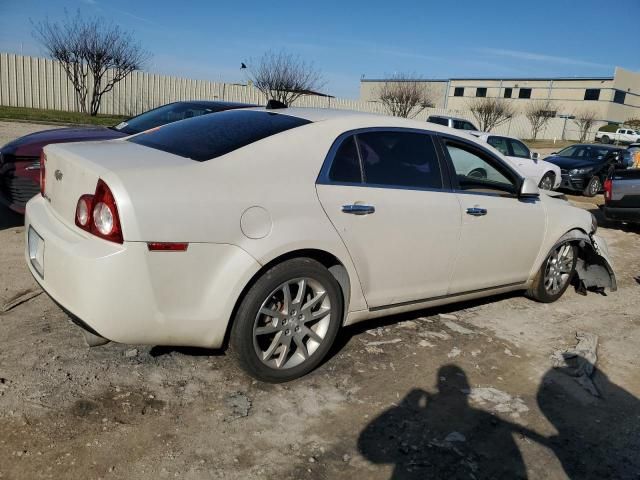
[603,206,640,223]
[25,195,262,348]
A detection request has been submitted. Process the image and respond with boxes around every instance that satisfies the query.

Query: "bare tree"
[625,118,640,130]
[467,97,515,132]
[377,74,434,118]
[524,100,556,140]
[248,51,324,106]
[573,109,598,142]
[33,11,149,115]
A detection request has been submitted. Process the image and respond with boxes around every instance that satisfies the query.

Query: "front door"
[441,138,546,294]
[316,129,461,308]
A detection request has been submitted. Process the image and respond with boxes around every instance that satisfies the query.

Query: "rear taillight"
[74,180,123,244]
[40,151,46,197]
[75,194,94,228]
[604,178,612,203]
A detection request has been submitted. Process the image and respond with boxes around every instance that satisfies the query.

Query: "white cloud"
[477,48,611,70]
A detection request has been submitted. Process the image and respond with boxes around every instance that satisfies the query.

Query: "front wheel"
[230,258,343,382]
[601,135,610,144]
[538,172,556,190]
[526,243,577,303]
[583,176,602,197]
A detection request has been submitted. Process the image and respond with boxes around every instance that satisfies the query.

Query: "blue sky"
[1,0,638,98]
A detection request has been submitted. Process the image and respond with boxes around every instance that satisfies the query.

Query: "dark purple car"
[0,100,254,213]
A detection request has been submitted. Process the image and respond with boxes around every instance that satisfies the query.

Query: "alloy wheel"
[543,244,574,295]
[253,277,332,370]
[539,175,554,190]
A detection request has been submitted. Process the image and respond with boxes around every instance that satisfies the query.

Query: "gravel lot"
[1,122,639,480]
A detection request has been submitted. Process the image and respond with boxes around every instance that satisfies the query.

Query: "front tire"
[538,172,556,190]
[583,176,602,197]
[601,135,610,144]
[526,243,577,303]
[230,258,343,382]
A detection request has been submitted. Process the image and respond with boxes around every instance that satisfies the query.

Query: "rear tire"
[526,242,577,303]
[230,257,343,383]
[583,176,602,197]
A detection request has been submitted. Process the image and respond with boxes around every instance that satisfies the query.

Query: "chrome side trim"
[369,281,525,312]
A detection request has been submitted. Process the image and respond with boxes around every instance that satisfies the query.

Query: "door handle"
[466,207,487,216]
[342,204,375,215]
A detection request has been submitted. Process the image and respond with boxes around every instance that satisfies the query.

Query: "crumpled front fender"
[558,230,617,293]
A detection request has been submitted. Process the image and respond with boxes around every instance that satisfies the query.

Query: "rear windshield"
[128,110,311,161]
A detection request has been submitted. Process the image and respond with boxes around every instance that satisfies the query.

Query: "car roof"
[570,144,621,150]
[241,106,482,139]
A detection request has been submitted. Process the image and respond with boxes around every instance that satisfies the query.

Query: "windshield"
[555,145,613,161]
[128,110,311,161]
[113,102,223,135]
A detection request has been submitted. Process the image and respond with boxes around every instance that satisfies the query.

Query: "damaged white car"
[25,106,616,382]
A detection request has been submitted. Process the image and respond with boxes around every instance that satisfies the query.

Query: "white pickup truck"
[595,128,640,145]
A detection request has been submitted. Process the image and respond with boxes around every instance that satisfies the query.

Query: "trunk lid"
[42,139,192,231]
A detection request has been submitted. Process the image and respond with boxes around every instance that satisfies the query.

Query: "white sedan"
[25,107,616,382]
[472,132,562,190]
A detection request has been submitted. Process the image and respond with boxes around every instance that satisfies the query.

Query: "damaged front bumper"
[567,231,617,293]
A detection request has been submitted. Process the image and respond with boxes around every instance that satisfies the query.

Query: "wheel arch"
[222,248,353,349]
[529,228,616,293]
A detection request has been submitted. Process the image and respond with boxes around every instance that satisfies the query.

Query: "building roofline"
[361,76,614,83]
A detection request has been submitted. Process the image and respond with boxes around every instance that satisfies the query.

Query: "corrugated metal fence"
[0,52,604,140]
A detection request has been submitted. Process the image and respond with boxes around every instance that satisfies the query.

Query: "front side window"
[584,89,601,101]
[356,131,443,189]
[486,136,510,156]
[453,120,477,131]
[476,88,487,98]
[518,88,532,99]
[509,139,531,159]
[444,141,516,195]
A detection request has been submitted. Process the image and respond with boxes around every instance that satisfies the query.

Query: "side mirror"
[519,178,540,198]
[531,152,540,161]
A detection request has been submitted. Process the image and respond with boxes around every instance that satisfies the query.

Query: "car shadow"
[0,204,23,230]
[148,345,225,358]
[328,291,522,362]
[357,358,640,479]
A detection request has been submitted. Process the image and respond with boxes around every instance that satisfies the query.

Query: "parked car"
[595,128,640,145]
[0,100,254,213]
[544,144,625,197]
[471,133,561,190]
[25,107,616,382]
[603,168,640,223]
[427,115,478,132]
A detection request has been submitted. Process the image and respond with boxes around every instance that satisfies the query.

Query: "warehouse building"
[360,67,640,124]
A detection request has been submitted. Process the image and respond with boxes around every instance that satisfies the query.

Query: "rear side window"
[427,117,449,127]
[128,110,311,161]
[357,131,442,189]
[453,120,477,131]
[329,136,361,183]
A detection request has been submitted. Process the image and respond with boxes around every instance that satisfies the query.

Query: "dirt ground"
[1,122,639,480]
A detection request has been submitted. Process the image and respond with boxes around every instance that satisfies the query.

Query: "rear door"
[316,129,461,308]
[440,136,546,293]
